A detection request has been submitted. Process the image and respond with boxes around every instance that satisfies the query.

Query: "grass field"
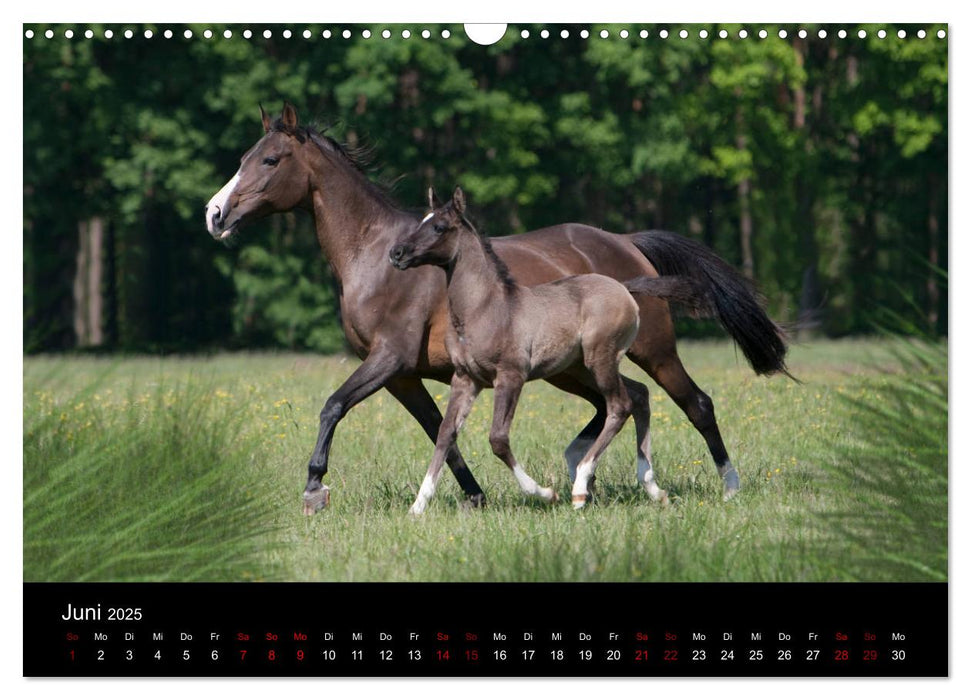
[23,338,946,583]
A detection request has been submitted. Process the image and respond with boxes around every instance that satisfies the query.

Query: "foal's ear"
[428,187,442,210]
[260,103,272,133]
[282,101,299,130]
[452,186,466,215]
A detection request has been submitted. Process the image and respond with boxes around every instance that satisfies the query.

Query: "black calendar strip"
[24,582,947,677]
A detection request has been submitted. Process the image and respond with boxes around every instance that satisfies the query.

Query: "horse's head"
[205,102,314,242]
[389,186,468,270]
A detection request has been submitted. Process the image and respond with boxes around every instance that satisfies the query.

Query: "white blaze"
[205,171,241,235]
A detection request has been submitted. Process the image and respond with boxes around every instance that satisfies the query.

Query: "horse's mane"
[269,118,403,211]
[458,214,517,294]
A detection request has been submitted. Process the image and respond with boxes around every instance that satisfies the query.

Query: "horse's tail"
[629,230,792,378]
[624,275,711,310]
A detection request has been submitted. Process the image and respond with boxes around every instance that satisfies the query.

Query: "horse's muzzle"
[389,244,411,269]
[207,204,232,238]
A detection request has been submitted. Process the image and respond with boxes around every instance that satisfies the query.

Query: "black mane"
[458,214,517,293]
[269,118,401,211]
[269,118,374,174]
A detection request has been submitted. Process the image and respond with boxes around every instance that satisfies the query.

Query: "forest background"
[23,23,948,353]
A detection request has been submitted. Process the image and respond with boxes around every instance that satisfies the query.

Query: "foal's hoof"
[549,490,560,504]
[302,486,331,515]
[537,486,558,504]
[572,494,588,510]
[656,489,670,506]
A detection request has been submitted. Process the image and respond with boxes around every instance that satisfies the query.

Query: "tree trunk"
[927,173,940,333]
[736,137,755,279]
[735,102,754,279]
[104,219,118,347]
[737,172,754,279]
[703,177,716,249]
[793,37,823,337]
[72,217,105,347]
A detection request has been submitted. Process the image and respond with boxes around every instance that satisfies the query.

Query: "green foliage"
[215,245,344,353]
[23,24,948,352]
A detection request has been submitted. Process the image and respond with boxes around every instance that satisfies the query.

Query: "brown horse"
[391,187,647,512]
[204,103,789,513]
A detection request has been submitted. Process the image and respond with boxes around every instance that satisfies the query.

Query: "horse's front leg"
[303,346,404,514]
[385,376,486,508]
[490,373,557,503]
[410,373,480,515]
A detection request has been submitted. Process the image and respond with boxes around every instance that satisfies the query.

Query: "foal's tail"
[628,230,792,378]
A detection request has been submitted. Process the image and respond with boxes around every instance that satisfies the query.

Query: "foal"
[389,187,640,513]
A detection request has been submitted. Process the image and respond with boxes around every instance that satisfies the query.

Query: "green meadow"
[23,339,946,583]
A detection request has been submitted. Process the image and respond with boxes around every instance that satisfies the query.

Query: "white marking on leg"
[564,437,593,483]
[409,472,438,515]
[205,171,241,235]
[637,456,668,503]
[512,463,554,502]
[571,460,595,509]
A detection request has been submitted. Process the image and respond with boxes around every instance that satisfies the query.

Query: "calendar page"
[22,16,949,679]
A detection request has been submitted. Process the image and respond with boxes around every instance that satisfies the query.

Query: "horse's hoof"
[549,490,560,504]
[458,498,483,512]
[466,493,487,509]
[722,469,741,501]
[572,494,587,510]
[302,486,331,515]
[657,490,670,506]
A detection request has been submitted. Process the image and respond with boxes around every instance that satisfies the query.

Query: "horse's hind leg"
[569,364,633,509]
[634,349,740,499]
[547,373,665,503]
[543,375,605,485]
[490,373,557,503]
[622,378,668,504]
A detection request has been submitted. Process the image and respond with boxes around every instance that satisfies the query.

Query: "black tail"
[630,230,791,378]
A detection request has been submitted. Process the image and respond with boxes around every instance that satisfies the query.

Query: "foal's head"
[389,187,470,270]
[205,102,316,243]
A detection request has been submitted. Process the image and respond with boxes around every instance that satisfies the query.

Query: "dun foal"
[390,187,642,513]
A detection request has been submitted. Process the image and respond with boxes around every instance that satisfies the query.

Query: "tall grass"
[810,336,947,581]
[23,361,279,581]
[22,340,947,583]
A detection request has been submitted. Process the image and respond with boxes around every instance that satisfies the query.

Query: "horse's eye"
[263,156,279,166]
[433,222,447,234]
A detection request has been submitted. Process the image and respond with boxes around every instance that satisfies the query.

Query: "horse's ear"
[282,101,299,130]
[428,187,442,210]
[260,103,272,133]
[452,186,466,215]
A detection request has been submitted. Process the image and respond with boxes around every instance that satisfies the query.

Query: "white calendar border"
[6,0,964,697]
